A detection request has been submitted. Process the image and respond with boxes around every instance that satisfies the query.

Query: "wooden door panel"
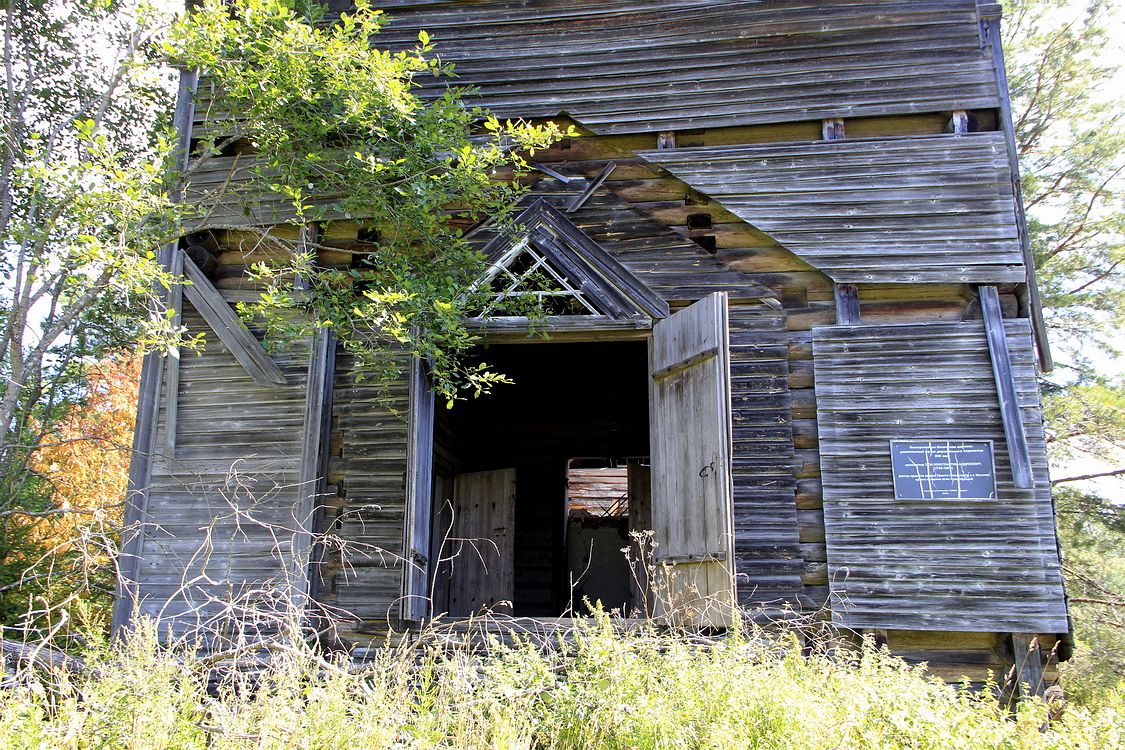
[650,292,736,627]
[447,468,517,616]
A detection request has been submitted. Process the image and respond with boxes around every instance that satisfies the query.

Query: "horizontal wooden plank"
[197,0,999,136]
[727,305,801,608]
[638,132,1025,284]
[812,320,1068,632]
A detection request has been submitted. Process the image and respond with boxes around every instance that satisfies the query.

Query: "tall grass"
[2,616,1122,749]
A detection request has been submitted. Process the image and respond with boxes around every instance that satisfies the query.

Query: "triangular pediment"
[472,200,669,321]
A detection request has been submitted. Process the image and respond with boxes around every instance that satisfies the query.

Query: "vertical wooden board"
[294,329,334,608]
[403,358,436,621]
[627,463,652,614]
[447,468,517,616]
[1011,632,1047,699]
[650,292,736,626]
[834,284,860,325]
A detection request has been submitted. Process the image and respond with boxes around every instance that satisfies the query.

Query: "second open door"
[649,292,736,627]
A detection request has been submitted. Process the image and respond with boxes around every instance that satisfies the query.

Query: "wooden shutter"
[447,468,517,616]
[649,292,736,627]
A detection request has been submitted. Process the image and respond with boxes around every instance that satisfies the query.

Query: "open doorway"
[565,459,652,615]
[428,340,649,617]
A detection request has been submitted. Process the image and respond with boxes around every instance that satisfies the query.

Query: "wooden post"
[821,119,858,326]
[1011,633,1047,699]
[951,110,970,134]
[627,464,653,615]
[403,357,436,622]
[980,286,1034,489]
[821,118,845,141]
[834,284,860,325]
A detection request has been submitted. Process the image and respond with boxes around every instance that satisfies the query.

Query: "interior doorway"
[428,340,650,617]
[565,459,652,615]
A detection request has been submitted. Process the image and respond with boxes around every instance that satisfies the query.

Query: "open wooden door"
[649,292,736,627]
[447,468,517,616]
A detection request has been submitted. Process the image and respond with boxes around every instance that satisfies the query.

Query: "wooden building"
[115,0,1070,693]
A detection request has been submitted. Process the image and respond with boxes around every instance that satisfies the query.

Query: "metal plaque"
[890,440,997,500]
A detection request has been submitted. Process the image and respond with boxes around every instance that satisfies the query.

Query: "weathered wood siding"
[197,0,999,136]
[325,354,411,623]
[133,303,311,638]
[147,0,1072,685]
[183,153,340,227]
[812,320,1067,632]
[639,132,1024,284]
[728,304,801,609]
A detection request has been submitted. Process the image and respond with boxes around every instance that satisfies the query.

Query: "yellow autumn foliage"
[28,351,141,550]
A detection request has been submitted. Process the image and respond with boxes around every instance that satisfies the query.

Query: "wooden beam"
[293,328,335,610]
[530,161,578,183]
[834,283,860,325]
[181,253,287,387]
[467,315,652,339]
[112,68,198,636]
[1011,633,1047,699]
[162,248,185,459]
[980,286,1034,489]
[982,15,1053,371]
[951,110,970,134]
[565,161,616,213]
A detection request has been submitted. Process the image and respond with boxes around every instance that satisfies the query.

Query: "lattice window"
[475,239,600,317]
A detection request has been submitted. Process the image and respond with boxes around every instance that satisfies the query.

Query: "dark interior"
[431,340,649,616]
